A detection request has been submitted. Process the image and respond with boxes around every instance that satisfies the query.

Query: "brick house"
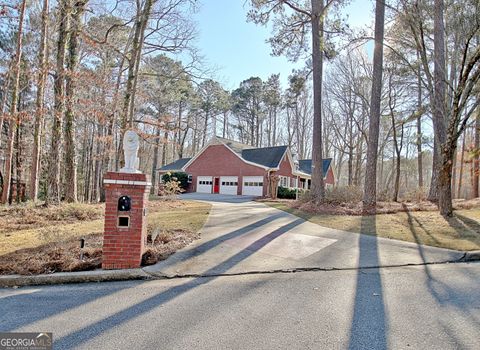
[158,137,334,197]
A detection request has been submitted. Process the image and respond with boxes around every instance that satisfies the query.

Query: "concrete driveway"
[145,193,465,277]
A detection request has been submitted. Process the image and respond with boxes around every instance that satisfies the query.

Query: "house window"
[279,176,289,187]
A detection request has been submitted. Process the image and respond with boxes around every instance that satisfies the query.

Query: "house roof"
[158,137,332,177]
[298,158,332,176]
[216,137,254,154]
[241,146,288,168]
[159,158,191,171]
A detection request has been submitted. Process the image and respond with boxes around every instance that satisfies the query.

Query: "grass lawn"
[0,199,211,275]
[266,202,480,251]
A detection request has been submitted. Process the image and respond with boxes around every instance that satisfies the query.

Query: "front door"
[213,177,220,194]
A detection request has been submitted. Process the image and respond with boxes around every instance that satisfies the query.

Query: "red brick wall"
[275,153,293,177]
[102,172,150,269]
[185,144,268,195]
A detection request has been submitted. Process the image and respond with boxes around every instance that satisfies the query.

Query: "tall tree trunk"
[1,0,26,204]
[433,0,451,216]
[15,120,23,203]
[30,0,49,201]
[0,62,12,149]
[457,132,465,198]
[151,126,161,194]
[310,0,325,201]
[161,130,168,166]
[416,59,424,188]
[47,0,70,204]
[273,106,277,145]
[92,121,104,202]
[363,0,385,209]
[118,0,153,166]
[202,110,209,147]
[222,111,227,139]
[64,0,86,203]
[127,0,152,128]
[428,139,440,201]
[474,107,480,197]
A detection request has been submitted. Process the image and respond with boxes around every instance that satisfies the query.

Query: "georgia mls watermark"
[0,333,52,350]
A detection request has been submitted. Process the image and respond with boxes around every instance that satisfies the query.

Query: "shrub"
[44,203,103,221]
[161,172,189,190]
[325,186,362,204]
[161,180,184,200]
[277,186,298,199]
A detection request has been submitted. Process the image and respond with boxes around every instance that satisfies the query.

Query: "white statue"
[120,130,141,173]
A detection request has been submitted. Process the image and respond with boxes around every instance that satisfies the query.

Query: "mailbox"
[117,196,131,228]
[118,196,131,211]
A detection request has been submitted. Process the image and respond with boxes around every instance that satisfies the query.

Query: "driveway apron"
[144,193,464,277]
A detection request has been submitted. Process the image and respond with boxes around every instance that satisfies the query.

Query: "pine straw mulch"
[0,199,208,276]
[259,198,480,216]
[0,202,104,234]
[0,227,201,276]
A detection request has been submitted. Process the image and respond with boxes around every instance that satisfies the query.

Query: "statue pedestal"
[102,172,151,269]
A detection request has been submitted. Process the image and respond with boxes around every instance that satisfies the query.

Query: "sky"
[193,0,375,90]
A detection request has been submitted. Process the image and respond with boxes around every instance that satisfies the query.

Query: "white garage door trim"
[242,176,264,196]
[220,176,238,195]
[197,176,212,193]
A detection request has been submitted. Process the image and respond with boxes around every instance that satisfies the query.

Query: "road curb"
[463,250,480,262]
[2,251,479,288]
[0,268,153,288]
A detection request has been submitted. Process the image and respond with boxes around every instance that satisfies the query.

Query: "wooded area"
[0,0,479,217]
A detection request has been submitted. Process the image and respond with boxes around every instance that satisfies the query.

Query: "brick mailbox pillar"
[102,172,151,269]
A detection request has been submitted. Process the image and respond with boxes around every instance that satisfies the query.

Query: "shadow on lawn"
[446,213,480,246]
[51,217,303,348]
[348,215,388,350]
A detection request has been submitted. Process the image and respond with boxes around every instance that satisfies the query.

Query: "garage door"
[197,176,212,193]
[220,176,238,195]
[242,176,264,196]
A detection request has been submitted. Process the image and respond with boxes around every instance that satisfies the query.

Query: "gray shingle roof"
[159,158,191,171]
[158,138,332,176]
[298,158,332,176]
[216,137,253,154]
[241,146,288,168]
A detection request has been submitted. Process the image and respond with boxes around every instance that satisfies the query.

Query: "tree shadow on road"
[348,215,388,350]
[405,209,480,328]
[53,218,304,348]
[0,282,140,332]
[2,211,288,335]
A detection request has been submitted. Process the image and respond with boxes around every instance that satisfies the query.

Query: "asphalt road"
[1,262,479,349]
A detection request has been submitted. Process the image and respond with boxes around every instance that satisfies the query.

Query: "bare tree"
[30,0,49,201]
[46,0,70,204]
[363,0,386,209]
[1,0,26,204]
